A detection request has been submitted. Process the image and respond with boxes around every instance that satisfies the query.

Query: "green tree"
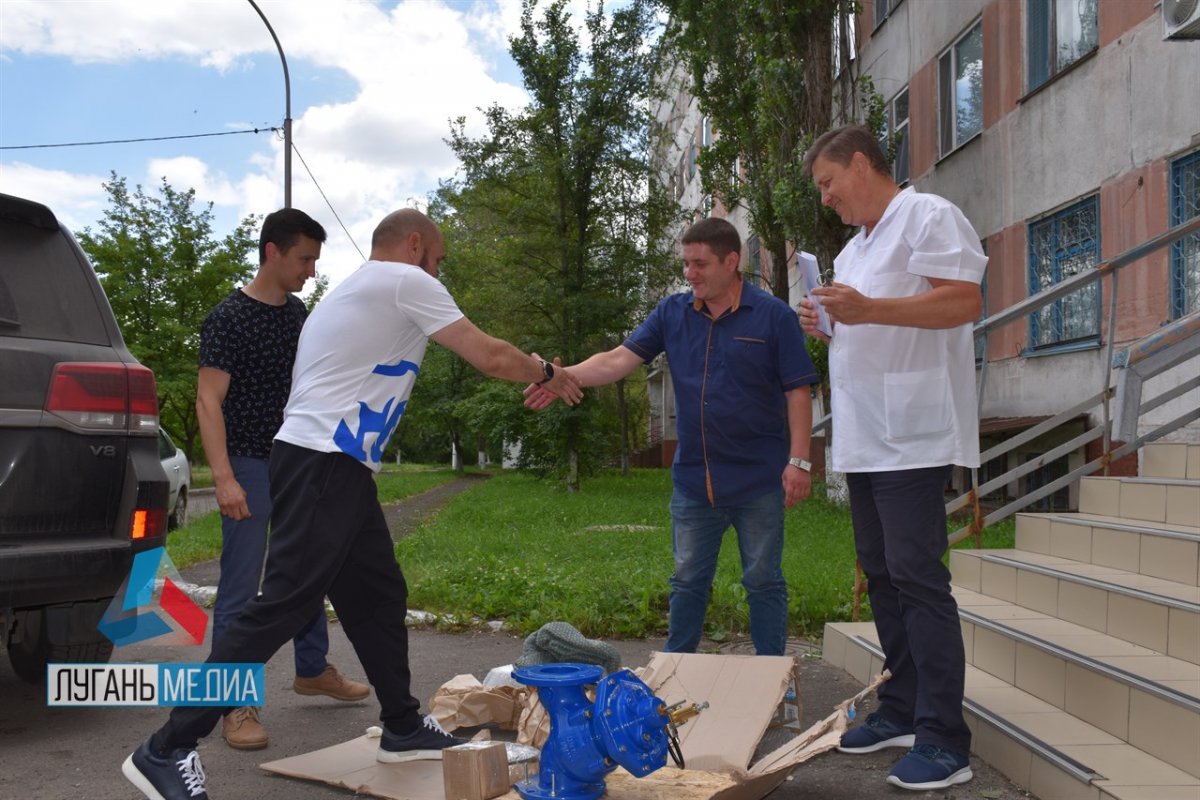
[442,0,679,489]
[658,0,869,295]
[77,174,257,461]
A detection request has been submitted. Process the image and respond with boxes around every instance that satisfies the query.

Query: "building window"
[688,135,697,181]
[1027,196,1101,350]
[832,2,857,76]
[887,86,910,185]
[938,20,983,156]
[1027,0,1099,92]
[1171,150,1200,319]
[874,0,901,29]
[701,116,712,148]
[745,234,761,286]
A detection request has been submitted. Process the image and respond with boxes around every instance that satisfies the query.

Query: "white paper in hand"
[797,251,832,337]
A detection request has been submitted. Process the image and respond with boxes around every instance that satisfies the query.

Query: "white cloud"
[0,0,536,289]
[0,162,110,231]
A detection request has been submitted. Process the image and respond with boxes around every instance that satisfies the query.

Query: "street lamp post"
[247,0,292,208]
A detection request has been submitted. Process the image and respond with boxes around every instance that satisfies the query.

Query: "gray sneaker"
[376,715,469,763]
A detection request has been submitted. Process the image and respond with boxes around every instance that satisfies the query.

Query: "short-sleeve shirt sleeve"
[623,299,668,362]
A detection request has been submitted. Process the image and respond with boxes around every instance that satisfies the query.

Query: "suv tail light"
[45,362,160,433]
[131,508,167,540]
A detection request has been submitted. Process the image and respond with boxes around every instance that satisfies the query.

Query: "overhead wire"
[2,124,366,262]
[291,140,365,261]
[0,128,276,150]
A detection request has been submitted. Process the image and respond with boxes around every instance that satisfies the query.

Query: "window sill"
[1018,48,1098,105]
[1021,338,1102,358]
[936,129,982,166]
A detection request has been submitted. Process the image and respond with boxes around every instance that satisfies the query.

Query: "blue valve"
[512,662,680,800]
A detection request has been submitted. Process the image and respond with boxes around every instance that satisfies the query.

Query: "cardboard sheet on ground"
[260,653,886,800]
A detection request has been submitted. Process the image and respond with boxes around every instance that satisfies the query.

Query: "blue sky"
[0,0,554,289]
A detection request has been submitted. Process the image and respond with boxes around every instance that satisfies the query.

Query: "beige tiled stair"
[823,442,1200,800]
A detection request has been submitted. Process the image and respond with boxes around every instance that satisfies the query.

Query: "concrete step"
[1142,442,1200,481]
[1079,476,1199,526]
[1015,512,1199,586]
[950,548,1200,665]
[825,619,1200,799]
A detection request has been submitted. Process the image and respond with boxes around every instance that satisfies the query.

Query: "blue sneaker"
[886,744,973,790]
[122,737,209,799]
[837,711,916,753]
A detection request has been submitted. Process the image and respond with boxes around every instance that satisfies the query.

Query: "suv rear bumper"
[0,539,135,609]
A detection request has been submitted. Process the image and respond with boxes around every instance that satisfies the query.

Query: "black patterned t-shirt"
[198,289,307,459]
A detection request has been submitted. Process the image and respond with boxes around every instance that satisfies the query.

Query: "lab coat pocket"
[883,366,953,441]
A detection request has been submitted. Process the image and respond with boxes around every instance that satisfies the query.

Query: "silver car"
[158,428,191,530]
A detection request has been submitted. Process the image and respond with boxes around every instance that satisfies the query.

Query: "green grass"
[375,464,469,504]
[166,511,224,570]
[168,464,1018,641]
[190,464,213,489]
[397,469,1019,641]
[165,464,463,569]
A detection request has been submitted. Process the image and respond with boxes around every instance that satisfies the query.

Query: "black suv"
[0,192,169,683]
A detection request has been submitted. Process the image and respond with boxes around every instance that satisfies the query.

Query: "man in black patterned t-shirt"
[196,208,369,751]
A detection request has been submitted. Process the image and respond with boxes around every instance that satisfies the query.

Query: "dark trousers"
[155,441,421,750]
[847,465,971,756]
[212,455,329,679]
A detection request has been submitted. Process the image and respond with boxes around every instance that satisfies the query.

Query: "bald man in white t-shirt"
[800,125,986,793]
[123,209,584,800]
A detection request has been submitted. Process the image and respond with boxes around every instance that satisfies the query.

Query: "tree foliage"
[429,0,679,489]
[77,174,257,461]
[657,0,881,295]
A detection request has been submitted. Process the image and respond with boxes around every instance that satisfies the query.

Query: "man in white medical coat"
[799,125,986,793]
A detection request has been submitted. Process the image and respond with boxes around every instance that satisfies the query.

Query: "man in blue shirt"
[527,217,818,654]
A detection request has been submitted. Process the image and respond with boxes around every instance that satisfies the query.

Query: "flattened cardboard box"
[261,652,876,800]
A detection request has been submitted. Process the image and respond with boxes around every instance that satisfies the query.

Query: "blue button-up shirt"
[624,281,818,506]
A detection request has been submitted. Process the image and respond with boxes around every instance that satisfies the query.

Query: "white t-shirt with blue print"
[275,260,464,472]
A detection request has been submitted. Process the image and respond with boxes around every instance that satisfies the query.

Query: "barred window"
[1028,196,1100,349]
[1028,0,1098,92]
[1170,150,1200,319]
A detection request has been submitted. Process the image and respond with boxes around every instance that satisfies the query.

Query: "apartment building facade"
[651,0,1200,505]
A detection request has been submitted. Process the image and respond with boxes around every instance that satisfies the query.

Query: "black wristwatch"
[536,358,554,385]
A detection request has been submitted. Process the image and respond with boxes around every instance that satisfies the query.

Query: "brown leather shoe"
[221,706,268,750]
[293,664,370,702]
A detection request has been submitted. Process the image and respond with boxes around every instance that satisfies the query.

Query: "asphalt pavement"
[0,613,1034,800]
[0,487,1034,799]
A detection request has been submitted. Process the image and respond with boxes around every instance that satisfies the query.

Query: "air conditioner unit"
[1164,0,1200,39]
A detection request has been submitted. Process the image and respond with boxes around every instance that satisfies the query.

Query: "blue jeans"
[847,466,971,756]
[666,486,788,655]
[212,456,329,678]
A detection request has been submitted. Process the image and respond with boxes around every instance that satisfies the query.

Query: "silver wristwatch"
[788,457,812,472]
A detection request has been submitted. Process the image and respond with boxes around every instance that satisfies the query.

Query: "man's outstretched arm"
[430,317,583,404]
[523,345,645,409]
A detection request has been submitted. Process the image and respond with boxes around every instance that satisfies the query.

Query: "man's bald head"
[370,208,445,276]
